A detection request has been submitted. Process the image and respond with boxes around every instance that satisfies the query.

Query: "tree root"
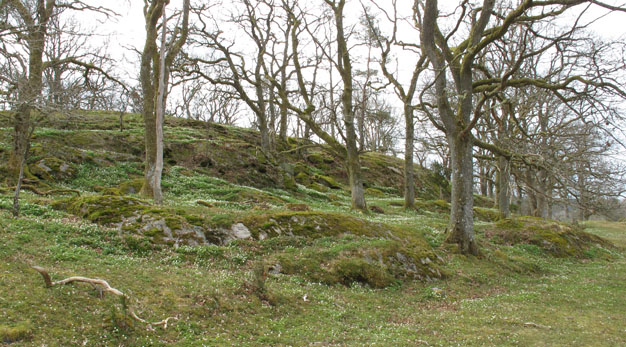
[11,185,80,196]
[32,266,177,329]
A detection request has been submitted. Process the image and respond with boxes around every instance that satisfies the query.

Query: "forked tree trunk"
[445,132,478,255]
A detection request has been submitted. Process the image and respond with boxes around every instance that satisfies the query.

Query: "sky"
[78,1,626,80]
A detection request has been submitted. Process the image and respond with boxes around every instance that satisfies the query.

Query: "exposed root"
[11,185,80,196]
[32,266,177,329]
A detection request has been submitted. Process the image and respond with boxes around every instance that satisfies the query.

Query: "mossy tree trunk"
[140,0,189,201]
[328,0,367,211]
[7,0,52,179]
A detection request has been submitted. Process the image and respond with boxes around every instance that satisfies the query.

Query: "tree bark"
[496,155,510,218]
[404,105,415,209]
[140,0,189,201]
[328,0,366,211]
[139,1,163,198]
[445,132,478,255]
[152,9,168,205]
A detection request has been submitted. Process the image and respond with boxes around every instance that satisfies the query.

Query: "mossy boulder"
[270,235,444,287]
[53,195,211,246]
[485,217,614,258]
[307,152,335,165]
[314,175,341,189]
[30,157,76,182]
[119,178,144,194]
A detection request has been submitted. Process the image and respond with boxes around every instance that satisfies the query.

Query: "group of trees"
[1,0,625,254]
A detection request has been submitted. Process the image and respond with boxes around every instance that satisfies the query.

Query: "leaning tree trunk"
[496,155,510,218]
[404,105,415,209]
[445,132,478,255]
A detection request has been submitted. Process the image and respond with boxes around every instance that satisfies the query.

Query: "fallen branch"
[32,266,177,329]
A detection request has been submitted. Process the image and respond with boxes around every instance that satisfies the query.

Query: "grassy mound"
[485,217,614,258]
[270,235,444,287]
[52,194,213,246]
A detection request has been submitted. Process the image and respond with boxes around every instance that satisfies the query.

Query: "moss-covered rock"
[30,157,76,182]
[314,175,341,189]
[485,217,614,258]
[119,178,144,195]
[270,235,444,287]
[54,195,211,246]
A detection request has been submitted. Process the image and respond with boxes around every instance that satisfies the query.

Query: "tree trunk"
[536,168,548,218]
[496,156,510,218]
[346,131,367,210]
[445,133,478,255]
[404,105,415,209]
[152,10,168,205]
[10,106,32,180]
[480,164,488,197]
[525,169,538,216]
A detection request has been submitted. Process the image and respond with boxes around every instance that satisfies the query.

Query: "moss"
[282,173,297,191]
[285,203,311,211]
[315,175,340,189]
[474,207,501,222]
[415,199,450,213]
[29,157,77,182]
[295,171,310,185]
[473,194,495,208]
[366,188,385,197]
[0,322,32,344]
[54,194,210,246]
[485,217,615,258]
[271,235,443,287]
[307,152,335,165]
[221,189,284,205]
[309,182,329,192]
[60,194,148,224]
[119,178,144,195]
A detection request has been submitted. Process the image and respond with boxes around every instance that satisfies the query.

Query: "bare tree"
[0,0,119,216]
[363,0,428,209]
[415,0,626,254]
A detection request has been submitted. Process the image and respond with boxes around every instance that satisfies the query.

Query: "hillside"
[0,111,624,346]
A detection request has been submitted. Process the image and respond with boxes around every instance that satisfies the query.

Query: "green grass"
[1,111,625,345]
[1,192,624,346]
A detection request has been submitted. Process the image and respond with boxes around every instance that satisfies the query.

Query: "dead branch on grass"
[32,266,177,329]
